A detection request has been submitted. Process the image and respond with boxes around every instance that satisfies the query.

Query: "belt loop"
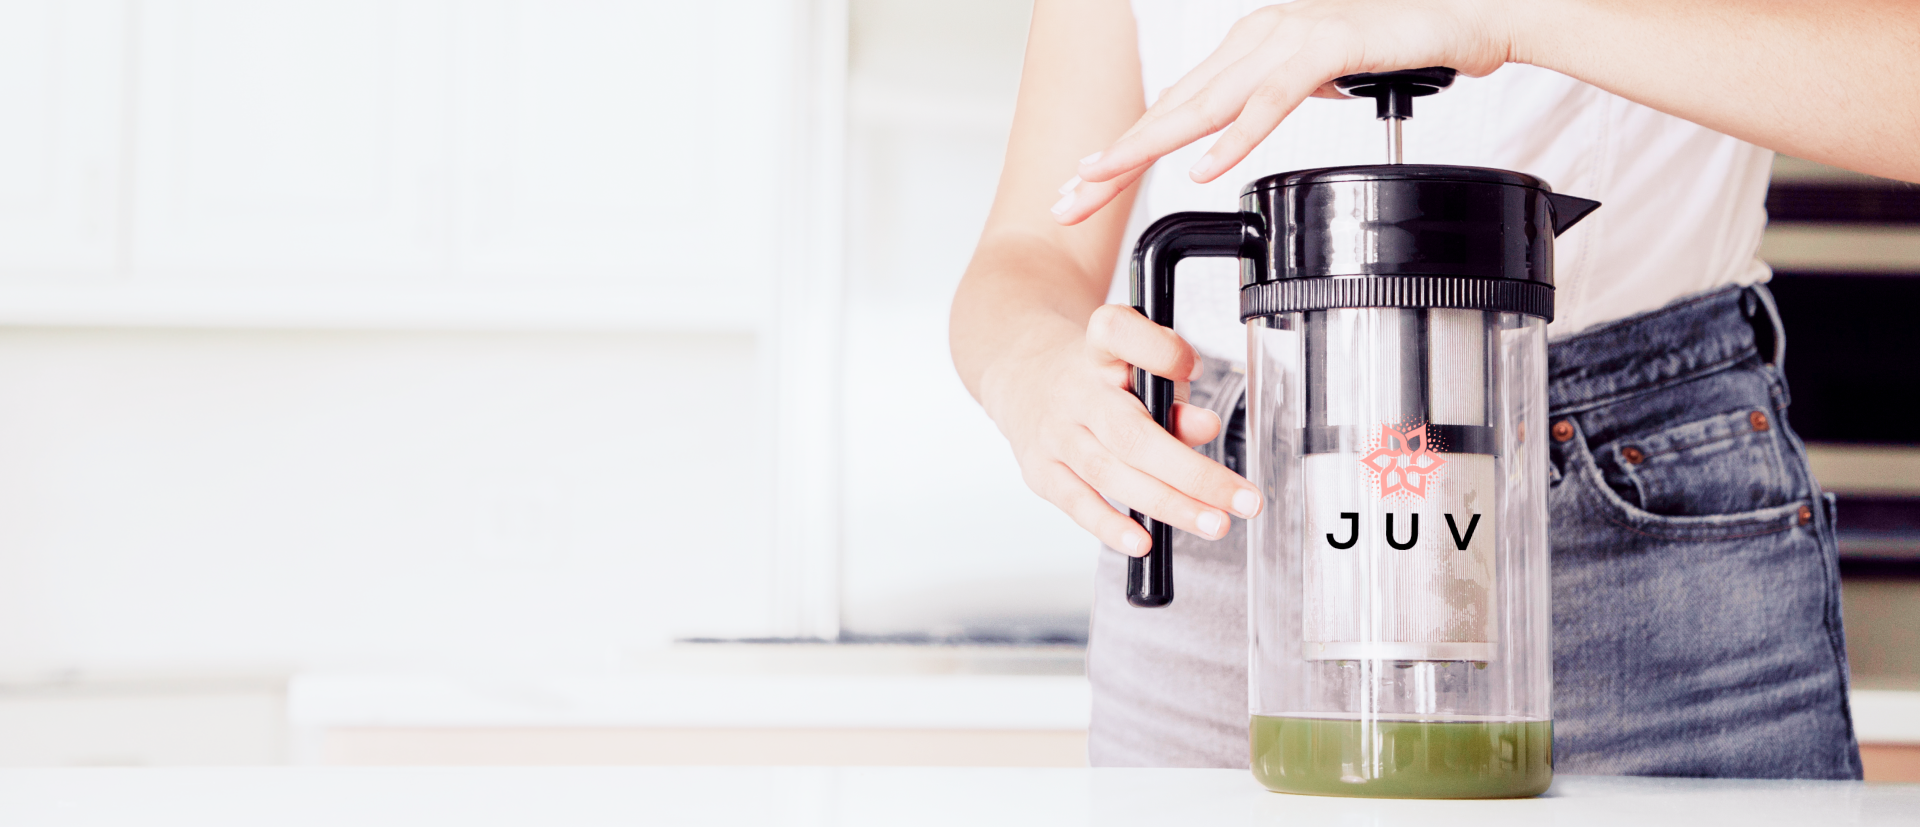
[1742,284,1786,370]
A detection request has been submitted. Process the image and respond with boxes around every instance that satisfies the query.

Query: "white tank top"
[1117,0,1775,361]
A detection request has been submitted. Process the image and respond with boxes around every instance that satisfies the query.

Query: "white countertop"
[0,768,1914,826]
[289,673,1093,730]
[288,672,1920,743]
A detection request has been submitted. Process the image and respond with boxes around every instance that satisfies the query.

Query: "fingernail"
[1123,532,1146,556]
[1189,360,1205,381]
[1232,489,1260,519]
[1189,153,1219,181]
[1050,191,1076,216]
[1058,176,1082,195]
[1197,511,1225,539]
[1080,151,1103,166]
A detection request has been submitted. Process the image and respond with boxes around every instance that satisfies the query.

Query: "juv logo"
[1326,512,1483,551]
[1360,423,1445,499]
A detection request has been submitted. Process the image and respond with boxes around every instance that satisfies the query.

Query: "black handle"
[1333,67,1457,119]
[1125,211,1262,608]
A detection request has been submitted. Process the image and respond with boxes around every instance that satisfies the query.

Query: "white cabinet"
[0,0,801,329]
[450,2,789,297]
[131,0,452,282]
[0,0,124,277]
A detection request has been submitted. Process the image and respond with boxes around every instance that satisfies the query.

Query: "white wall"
[838,0,1096,639]
[0,328,769,673]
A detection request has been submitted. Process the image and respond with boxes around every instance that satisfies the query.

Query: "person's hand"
[980,305,1262,556]
[1052,0,1512,223]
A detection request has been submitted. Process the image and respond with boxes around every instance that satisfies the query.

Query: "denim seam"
[1625,411,1769,461]
[1563,418,1804,542]
[1548,349,1755,418]
[1593,509,1796,545]
[1551,279,1734,344]
[1816,511,1863,778]
[1759,358,1793,414]
[1546,286,1762,416]
[1772,380,1862,777]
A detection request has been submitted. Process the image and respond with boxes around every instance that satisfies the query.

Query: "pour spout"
[1545,193,1602,236]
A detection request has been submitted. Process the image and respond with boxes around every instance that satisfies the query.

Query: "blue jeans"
[1088,285,1862,778]
[1545,285,1860,778]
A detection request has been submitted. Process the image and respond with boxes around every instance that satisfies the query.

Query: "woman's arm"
[952,0,1264,556]
[1061,0,1920,224]
[1515,0,1920,183]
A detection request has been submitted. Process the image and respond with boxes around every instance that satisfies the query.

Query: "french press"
[1124,68,1599,798]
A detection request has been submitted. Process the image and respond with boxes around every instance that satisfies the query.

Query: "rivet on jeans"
[1551,420,1574,443]
[1798,504,1814,525]
[1751,410,1771,432]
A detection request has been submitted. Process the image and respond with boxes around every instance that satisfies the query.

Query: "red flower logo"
[1359,423,1446,500]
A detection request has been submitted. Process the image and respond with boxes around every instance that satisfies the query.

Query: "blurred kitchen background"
[1,0,1916,779]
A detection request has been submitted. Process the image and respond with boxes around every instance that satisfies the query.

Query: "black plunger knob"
[1334,67,1457,119]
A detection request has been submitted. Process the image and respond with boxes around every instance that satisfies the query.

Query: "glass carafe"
[1123,153,1596,798]
[1243,305,1552,797]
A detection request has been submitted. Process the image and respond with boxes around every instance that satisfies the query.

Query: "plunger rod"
[1387,118,1403,164]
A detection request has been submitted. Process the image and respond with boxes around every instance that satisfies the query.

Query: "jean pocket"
[1563,417,1808,542]
[1591,407,1797,518]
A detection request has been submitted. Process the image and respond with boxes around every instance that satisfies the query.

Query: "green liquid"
[1250,716,1552,799]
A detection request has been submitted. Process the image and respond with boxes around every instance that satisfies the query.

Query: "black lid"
[1243,164,1550,194]
[1236,164,1600,321]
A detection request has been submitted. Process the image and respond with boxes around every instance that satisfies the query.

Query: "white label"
[1302,424,1497,661]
